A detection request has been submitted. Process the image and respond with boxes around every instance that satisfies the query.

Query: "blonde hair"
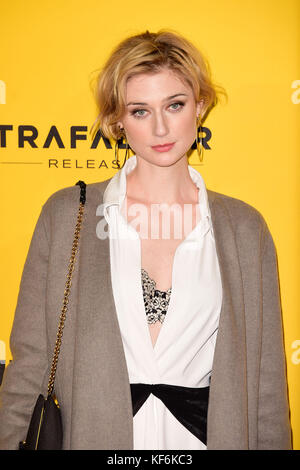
[91,29,227,141]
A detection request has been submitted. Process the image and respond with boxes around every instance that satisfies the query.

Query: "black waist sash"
[130,383,209,445]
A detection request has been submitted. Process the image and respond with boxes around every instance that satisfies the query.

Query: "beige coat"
[0,179,292,449]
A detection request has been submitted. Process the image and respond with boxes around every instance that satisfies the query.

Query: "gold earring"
[115,128,129,169]
[196,116,204,163]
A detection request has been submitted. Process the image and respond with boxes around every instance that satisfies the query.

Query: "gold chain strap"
[47,200,85,397]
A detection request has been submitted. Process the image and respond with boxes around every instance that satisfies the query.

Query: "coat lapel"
[70,184,134,449]
[70,182,249,450]
[206,190,248,449]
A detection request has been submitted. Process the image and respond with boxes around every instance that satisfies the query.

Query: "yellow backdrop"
[1,0,299,449]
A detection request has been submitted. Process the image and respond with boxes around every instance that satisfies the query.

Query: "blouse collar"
[102,155,212,228]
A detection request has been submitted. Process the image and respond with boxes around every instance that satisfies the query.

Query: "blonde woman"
[0,30,292,450]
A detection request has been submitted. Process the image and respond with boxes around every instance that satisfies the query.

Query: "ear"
[117,120,124,131]
[196,99,205,119]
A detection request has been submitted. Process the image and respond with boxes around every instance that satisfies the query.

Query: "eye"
[130,109,147,118]
[169,101,185,111]
[129,101,185,118]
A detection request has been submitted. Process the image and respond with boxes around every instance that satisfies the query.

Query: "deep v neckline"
[138,234,183,350]
[120,192,206,352]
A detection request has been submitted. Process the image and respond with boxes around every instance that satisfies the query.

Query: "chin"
[155,153,187,167]
[136,150,188,168]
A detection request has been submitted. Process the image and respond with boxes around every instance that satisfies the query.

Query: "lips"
[151,142,175,152]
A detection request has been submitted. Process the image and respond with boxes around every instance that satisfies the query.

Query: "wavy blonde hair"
[91,29,227,141]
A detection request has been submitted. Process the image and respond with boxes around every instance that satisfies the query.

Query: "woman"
[0,30,292,450]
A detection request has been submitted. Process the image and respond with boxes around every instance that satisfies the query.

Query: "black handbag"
[19,181,86,450]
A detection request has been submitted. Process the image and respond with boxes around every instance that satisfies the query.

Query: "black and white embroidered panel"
[141,268,172,325]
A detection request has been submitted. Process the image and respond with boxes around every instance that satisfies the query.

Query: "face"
[117,67,202,167]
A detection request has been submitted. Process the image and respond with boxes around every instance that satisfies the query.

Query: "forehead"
[125,68,192,100]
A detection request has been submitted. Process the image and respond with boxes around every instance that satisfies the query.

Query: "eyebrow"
[126,93,188,106]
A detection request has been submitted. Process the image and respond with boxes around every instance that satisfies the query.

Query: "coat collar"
[69,177,249,449]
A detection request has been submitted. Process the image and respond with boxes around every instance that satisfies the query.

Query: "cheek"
[127,122,149,144]
[124,122,148,148]
[176,115,196,141]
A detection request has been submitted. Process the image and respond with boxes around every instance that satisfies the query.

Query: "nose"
[153,110,169,137]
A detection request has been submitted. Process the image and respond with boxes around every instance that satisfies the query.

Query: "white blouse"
[102,155,223,450]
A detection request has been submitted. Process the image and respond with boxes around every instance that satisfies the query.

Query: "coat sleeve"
[257,223,292,449]
[0,205,50,450]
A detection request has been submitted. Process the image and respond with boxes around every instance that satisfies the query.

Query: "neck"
[126,154,199,205]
